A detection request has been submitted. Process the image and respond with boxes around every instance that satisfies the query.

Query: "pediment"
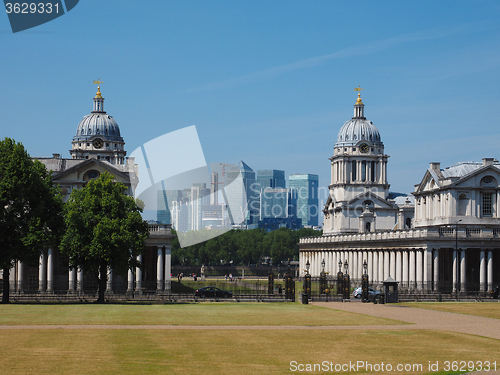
[52,159,132,184]
[414,170,440,194]
[346,191,397,209]
[452,165,500,188]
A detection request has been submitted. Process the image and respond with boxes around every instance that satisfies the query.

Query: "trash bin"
[302,293,308,304]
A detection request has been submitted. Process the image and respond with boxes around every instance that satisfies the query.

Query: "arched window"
[405,217,412,229]
[480,176,497,187]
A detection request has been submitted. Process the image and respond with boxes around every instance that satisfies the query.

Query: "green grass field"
[0,303,498,375]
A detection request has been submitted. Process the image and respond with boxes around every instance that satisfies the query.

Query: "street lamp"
[338,260,342,273]
[344,260,349,274]
[321,259,326,273]
[306,259,310,274]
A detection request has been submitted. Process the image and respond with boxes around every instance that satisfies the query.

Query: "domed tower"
[323,88,394,234]
[70,85,126,164]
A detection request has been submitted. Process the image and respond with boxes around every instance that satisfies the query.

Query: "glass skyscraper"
[289,174,319,227]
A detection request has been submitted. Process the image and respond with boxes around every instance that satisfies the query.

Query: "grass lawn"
[0,303,400,326]
[401,302,500,319]
[0,329,497,375]
[0,303,498,374]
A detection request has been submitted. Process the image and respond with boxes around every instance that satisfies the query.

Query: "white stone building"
[8,86,174,295]
[299,91,500,293]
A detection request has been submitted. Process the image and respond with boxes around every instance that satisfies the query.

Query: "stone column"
[487,251,493,292]
[460,250,466,291]
[157,246,164,292]
[68,268,76,293]
[452,250,458,293]
[390,251,396,279]
[402,251,409,288]
[16,261,23,293]
[423,249,430,291]
[396,251,402,283]
[47,247,54,293]
[38,251,46,292]
[480,250,486,292]
[135,254,142,293]
[165,244,172,291]
[416,250,423,290]
[106,267,113,294]
[409,250,416,290]
[77,267,83,294]
[372,251,378,283]
[433,250,439,291]
[127,266,134,293]
[9,266,15,292]
[378,251,384,283]
[384,250,390,281]
[367,251,373,281]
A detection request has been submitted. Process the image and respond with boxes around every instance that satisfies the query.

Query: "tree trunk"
[96,262,107,304]
[2,267,10,304]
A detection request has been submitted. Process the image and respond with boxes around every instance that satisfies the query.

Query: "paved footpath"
[313,301,500,340]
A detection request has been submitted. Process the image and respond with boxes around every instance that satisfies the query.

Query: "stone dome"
[72,86,124,143]
[334,92,384,148]
[73,112,123,142]
[335,118,382,147]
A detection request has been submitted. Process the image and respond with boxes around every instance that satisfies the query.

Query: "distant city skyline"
[2,2,500,220]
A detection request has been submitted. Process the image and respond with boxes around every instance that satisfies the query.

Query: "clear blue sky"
[2,1,500,215]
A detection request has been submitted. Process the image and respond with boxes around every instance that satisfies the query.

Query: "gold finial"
[93,79,104,98]
[354,85,364,105]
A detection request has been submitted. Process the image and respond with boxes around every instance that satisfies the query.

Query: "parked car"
[194,286,233,298]
[353,286,381,301]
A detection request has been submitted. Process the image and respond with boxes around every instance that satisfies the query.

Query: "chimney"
[482,158,496,166]
[429,162,440,171]
[52,153,60,159]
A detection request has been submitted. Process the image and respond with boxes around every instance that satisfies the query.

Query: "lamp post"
[320,259,327,296]
[337,260,343,296]
[304,259,311,301]
[455,219,462,296]
[362,259,369,302]
[268,259,274,295]
[343,260,350,301]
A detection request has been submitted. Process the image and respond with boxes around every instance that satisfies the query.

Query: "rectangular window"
[351,161,357,181]
[483,192,493,216]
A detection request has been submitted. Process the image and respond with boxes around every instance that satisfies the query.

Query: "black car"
[194,286,233,298]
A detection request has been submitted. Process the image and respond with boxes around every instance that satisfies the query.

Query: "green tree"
[0,138,64,303]
[60,172,149,303]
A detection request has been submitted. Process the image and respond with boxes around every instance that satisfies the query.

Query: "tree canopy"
[171,227,322,267]
[0,138,64,303]
[60,172,149,303]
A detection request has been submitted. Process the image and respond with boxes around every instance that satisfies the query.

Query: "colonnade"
[13,245,172,294]
[300,248,496,291]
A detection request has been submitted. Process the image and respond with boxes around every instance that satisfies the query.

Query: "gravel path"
[313,301,500,340]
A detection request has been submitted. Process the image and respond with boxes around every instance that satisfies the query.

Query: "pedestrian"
[494,285,499,299]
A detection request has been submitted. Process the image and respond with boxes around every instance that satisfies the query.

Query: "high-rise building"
[289,174,319,227]
[225,161,258,225]
[256,169,286,191]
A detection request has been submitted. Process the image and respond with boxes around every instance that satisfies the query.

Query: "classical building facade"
[299,91,500,293]
[8,86,175,295]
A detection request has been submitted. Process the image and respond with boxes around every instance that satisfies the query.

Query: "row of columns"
[13,245,172,294]
[300,248,496,291]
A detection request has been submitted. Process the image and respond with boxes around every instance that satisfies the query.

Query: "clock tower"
[323,88,396,234]
[70,83,126,164]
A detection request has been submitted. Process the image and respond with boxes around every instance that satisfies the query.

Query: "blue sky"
[2,1,500,220]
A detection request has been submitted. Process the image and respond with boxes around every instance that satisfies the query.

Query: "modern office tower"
[157,189,182,224]
[256,169,286,191]
[289,174,319,227]
[190,183,210,231]
[225,160,258,225]
[259,187,290,220]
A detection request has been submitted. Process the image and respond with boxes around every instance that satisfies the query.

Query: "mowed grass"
[0,303,401,326]
[0,329,497,375]
[401,302,500,319]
